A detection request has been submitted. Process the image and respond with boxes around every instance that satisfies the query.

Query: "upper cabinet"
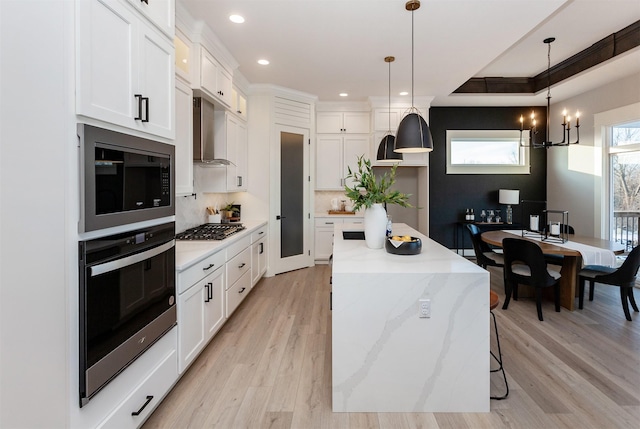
[174,33,191,83]
[124,0,174,38]
[317,111,370,134]
[199,47,233,109]
[231,86,248,121]
[76,0,175,140]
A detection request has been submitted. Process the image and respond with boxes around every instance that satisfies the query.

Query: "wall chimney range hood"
[193,97,234,166]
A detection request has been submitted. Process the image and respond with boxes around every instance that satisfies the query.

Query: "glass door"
[273,126,311,274]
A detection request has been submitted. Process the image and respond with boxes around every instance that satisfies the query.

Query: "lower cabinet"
[251,225,268,286]
[315,216,363,263]
[73,328,178,429]
[97,346,177,429]
[226,243,251,317]
[177,263,225,373]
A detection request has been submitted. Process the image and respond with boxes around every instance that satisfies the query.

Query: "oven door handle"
[89,240,175,277]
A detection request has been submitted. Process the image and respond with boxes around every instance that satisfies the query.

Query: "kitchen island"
[332,223,490,412]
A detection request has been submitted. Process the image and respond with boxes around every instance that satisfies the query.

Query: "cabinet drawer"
[226,270,251,318]
[315,217,344,227]
[97,348,177,429]
[226,247,251,288]
[177,251,225,295]
[251,225,267,243]
[226,235,251,259]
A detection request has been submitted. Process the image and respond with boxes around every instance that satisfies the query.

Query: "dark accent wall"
[428,106,547,248]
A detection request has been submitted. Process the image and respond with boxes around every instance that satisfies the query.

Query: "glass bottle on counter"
[386,215,393,237]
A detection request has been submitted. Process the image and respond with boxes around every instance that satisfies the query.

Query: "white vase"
[364,203,387,249]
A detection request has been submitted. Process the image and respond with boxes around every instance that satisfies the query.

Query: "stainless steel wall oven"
[78,222,176,407]
[78,124,175,233]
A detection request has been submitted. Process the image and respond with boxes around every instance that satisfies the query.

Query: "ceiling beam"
[453,20,640,94]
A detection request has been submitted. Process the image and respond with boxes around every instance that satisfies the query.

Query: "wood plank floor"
[143,264,640,429]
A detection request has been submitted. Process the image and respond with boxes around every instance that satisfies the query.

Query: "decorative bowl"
[385,236,422,255]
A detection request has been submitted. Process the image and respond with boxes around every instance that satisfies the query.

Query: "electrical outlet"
[419,298,431,318]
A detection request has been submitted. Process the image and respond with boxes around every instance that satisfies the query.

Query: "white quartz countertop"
[333,222,485,275]
[175,220,267,271]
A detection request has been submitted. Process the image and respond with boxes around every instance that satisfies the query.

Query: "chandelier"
[520,37,580,149]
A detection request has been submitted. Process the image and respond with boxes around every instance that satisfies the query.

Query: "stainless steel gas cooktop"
[175,223,245,241]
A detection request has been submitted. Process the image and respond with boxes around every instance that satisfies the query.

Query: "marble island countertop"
[175,220,267,271]
[331,222,490,413]
[333,222,486,275]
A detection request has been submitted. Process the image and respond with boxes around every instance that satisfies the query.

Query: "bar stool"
[490,290,509,400]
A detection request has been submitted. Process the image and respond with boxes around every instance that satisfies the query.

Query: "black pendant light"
[394,0,433,153]
[377,56,403,163]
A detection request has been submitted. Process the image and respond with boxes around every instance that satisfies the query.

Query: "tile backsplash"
[175,192,228,233]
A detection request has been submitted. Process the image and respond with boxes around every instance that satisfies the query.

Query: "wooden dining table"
[481,230,625,311]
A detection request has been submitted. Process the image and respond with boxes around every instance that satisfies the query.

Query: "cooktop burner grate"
[175,223,245,241]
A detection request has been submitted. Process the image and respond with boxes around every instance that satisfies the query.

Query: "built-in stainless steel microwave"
[79,124,175,232]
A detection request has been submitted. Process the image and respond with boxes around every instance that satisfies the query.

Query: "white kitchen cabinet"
[317,111,370,134]
[125,0,174,39]
[174,79,193,196]
[314,216,363,263]
[73,329,177,429]
[226,236,252,317]
[177,256,225,373]
[76,0,174,140]
[231,86,248,121]
[251,225,268,286]
[97,345,176,428]
[374,107,405,132]
[174,33,191,83]
[200,46,233,108]
[316,135,370,190]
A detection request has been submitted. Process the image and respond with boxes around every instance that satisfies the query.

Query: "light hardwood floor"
[143,264,640,429]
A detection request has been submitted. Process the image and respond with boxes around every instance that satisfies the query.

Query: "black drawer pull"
[238,287,246,294]
[203,263,215,271]
[238,262,246,269]
[131,395,153,416]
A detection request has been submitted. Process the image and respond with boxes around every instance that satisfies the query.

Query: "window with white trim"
[446,130,529,174]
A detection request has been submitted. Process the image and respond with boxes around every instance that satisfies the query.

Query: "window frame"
[446,129,530,175]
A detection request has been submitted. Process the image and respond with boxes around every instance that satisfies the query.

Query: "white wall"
[0,1,74,427]
[547,71,640,238]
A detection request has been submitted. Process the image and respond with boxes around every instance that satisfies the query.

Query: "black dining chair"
[578,245,640,321]
[502,238,561,321]
[466,224,504,269]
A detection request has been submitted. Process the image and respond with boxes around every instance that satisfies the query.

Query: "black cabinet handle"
[238,262,246,269]
[134,94,143,120]
[141,0,148,4]
[203,263,215,271]
[131,395,153,416]
[259,242,264,254]
[142,96,149,122]
[204,282,211,302]
[276,215,286,220]
[238,287,246,294]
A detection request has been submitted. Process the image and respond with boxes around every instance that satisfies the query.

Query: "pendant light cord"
[411,7,415,109]
[388,59,392,134]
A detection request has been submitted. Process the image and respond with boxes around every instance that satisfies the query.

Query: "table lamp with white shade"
[499,189,520,224]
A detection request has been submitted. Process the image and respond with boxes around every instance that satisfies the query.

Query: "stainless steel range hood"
[193,97,234,166]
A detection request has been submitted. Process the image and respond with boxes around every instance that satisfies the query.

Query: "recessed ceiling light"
[182,59,187,64]
[229,14,245,24]
[339,93,348,97]
[399,91,409,96]
[257,59,269,65]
